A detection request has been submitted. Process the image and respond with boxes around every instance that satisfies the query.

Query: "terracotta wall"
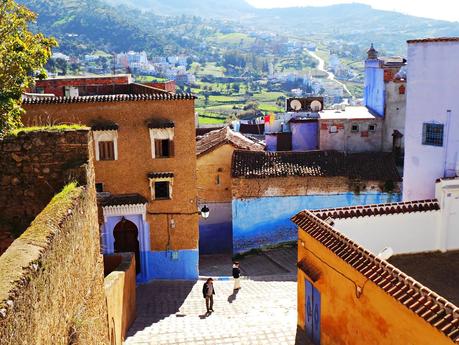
[297,229,453,345]
[22,100,198,253]
[104,253,136,344]
[197,144,234,203]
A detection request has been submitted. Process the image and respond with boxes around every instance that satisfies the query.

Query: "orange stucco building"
[22,85,199,282]
[292,210,459,345]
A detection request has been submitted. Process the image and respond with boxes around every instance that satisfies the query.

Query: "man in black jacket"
[232,261,241,290]
[202,278,215,313]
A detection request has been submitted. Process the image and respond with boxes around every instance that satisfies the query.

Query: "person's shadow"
[227,289,239,303]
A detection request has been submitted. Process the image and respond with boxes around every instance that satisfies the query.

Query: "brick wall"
[0,129,92,254]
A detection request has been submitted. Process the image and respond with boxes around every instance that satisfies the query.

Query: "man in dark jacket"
[202,278,215,313]
[232,261,241,290]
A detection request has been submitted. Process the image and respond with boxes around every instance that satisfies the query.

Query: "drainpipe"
[443,110,452,178]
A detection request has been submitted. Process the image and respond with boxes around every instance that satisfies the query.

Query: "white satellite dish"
[377,247,394,261]
[290,99,302,111]
[310,100,322,112]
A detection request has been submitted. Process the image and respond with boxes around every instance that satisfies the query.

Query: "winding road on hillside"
[307,50,354,98]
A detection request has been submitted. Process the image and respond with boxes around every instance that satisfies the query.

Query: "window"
[329,125,338,134]
[368,124,376,132]
[351,124,359,132]
[95,183,104,193]
[98,141,115,160]
[154,139,174,158]
[422,123,444,147]
[154,181,170,199]
[216,175,221,185]
[93,130,118,161]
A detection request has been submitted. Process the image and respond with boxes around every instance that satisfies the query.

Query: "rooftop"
[100,194,148,207]
[312,199,440,220]
[291,211,459,343]
[196,127,264,157]
[407,37,459,44]
[231,150,401,181]
[22,93,196,105]
[319,106,377,120]
[389,251,459,307]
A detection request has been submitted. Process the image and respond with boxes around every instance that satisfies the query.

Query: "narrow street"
[124,248,311,345]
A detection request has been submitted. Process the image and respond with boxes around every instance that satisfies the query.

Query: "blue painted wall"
[291,121,319,151]
[265,134,277,152]
[138,249,199,282]
[364,60,385,116]
[199,202,232,254]
[232,192,402,254]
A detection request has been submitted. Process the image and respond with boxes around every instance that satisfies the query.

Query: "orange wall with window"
[297,229,454,345]
[197,144,235,203]
[22,100,198,252]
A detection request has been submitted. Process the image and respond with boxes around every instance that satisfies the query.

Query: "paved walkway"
[125,247,310,345]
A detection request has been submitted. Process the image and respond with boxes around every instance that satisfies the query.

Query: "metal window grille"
[422,123,444,147]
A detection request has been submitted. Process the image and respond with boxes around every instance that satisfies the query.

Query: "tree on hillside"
[0,0,56,136]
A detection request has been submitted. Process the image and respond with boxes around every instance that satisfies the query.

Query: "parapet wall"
[0,129,91,244]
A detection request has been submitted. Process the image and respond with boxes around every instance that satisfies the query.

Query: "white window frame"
[93,130,118,161]
[368,124,377,132]
[149,177,174,200]
[149,128,174,159]
[351,124,360,132]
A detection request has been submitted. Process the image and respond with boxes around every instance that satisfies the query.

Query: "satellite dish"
[377,247,394,261]
[310,100,322,112]
[290,99,302,111]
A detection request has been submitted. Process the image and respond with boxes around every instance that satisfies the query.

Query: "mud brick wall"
[0,129,91,241]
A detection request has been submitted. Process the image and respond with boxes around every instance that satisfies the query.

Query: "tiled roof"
[312,199,440,220]
[407,37,459,44]
[196,127,264,157]
[22,93,196,105]
[291,211,459,342]
[90,120,119,131]
[148,119,175,129]
[148,172,174,179]
[196,126,226,137]
[100,194,148,207]
[231,150,401,181]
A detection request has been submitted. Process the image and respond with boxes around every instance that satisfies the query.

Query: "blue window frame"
[422,123,444,147]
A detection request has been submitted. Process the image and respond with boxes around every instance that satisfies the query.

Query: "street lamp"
[200,205,210,219]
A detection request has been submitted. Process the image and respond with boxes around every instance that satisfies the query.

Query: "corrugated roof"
[312,199,440,220]
[196,127,264,157]
[291,210,459,342]
[231,150,402,181]
[22,93,196,105]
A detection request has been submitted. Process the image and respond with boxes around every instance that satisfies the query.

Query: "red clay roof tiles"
[291,210,459,342]
[312,199,440,220]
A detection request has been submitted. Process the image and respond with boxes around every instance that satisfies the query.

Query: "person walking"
[232,261,241,290]
[202,278,215,313]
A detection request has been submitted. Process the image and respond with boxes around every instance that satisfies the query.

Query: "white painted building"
[403,38,459,200]
[312,178,459,255]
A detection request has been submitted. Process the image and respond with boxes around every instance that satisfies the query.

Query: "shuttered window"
[154,139,174,158]
[98,141,115,161]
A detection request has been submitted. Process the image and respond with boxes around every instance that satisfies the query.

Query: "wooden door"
[113,218,141,274]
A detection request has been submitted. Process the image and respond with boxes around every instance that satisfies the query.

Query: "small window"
[154,181,170,199]
[422,123,444,147]
[351,124,359,132]
[216,175,220,185]
[368,124,376,132]
[95,183,104,193]
[154,139,174,158]
[98,141,115,161]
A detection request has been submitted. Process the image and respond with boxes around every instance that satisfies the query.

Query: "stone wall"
[0,129,91,253]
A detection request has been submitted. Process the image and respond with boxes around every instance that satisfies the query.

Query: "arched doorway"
[113,218,141,274]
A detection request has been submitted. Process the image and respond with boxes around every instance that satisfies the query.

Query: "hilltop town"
[0,1,459,345]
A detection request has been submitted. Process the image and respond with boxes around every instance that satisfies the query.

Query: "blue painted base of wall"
[199,221,232,254]
[137,249,199,283]
[232,192,401,254]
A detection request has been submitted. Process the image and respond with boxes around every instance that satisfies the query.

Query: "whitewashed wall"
[332,211,440,255]
[403,40,459,201]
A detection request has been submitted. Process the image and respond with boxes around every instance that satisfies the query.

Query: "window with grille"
[154,139,173,158]
[98,141,115,160]
[154,181,170,199]
[422,123,444,147]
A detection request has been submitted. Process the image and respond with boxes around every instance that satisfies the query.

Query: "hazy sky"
[246,0,459,22]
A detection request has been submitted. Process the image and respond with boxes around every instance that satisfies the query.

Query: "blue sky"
[246,0,459,22]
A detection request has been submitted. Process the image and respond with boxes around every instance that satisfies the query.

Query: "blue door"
[305,280,321,345]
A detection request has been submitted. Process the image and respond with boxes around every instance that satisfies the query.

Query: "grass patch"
[9,124,88,136]
[47,182,78,208]
[198,116,226,125]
